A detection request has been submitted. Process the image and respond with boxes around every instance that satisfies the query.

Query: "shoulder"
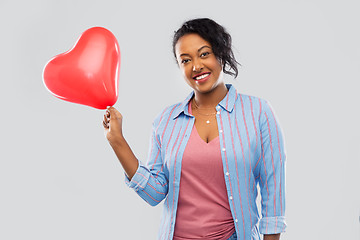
[152,102,183,127]
[150,90,193,131]
[234,92,270,113]
[236,92,264,103]
[234,92,279,127]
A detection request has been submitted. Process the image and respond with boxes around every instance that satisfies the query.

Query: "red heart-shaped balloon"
[43,27,120,109]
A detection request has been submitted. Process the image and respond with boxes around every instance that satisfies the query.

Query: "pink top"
[173,102,235,240]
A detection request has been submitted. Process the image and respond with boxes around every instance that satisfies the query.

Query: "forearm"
[263,234,280,240]
[109,137,139,180]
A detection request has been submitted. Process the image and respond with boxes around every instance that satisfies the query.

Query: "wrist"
[108,135,127,148]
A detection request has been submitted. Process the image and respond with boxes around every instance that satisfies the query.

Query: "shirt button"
[229,196,233,200]
[222,148,226,152]
[216,106,220,110]
[219,129,223,133]
[217,111,220,115]
[225,172,229,176]
[235,219,238,223]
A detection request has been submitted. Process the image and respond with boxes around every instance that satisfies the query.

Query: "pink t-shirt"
[173,102,235,240]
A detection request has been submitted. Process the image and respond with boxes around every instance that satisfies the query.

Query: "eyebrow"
[179,45,211,58]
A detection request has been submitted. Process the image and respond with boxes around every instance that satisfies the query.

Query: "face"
[175,33,224,94]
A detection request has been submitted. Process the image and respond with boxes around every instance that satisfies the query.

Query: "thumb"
[107,106,122,120]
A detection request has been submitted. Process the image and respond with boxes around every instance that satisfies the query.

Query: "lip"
[193,72,211,83]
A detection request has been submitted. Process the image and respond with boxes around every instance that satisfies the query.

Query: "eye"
[200,52,210,58]
[181,59,191,64]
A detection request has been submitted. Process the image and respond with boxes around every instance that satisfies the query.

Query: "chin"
[193,82,218,94]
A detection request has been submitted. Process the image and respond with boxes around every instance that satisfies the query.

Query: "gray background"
[0,0,359,239]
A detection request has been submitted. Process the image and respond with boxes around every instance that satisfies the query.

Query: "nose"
[192,59,203,72]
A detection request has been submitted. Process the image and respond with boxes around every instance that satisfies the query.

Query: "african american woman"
[103,18,286,240]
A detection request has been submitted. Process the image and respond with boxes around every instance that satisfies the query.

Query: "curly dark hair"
[172,18,240,78]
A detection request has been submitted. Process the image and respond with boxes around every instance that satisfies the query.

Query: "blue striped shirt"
[125,84,286,240]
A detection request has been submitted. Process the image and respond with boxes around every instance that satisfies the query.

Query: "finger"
[104,114,109,123]
[108,107,122,120]
[102,120,109,129]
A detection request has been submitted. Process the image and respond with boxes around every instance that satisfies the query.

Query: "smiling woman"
[103,18,286,240]
[175,33,225,97]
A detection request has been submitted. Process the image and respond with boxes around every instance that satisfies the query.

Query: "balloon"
[43,27,120,109]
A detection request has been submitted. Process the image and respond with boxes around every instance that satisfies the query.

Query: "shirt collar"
[173,84,237,119]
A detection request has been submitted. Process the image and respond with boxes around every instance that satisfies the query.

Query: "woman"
[103,18,286,240]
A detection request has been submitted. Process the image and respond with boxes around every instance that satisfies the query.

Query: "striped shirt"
[125,84,286,240]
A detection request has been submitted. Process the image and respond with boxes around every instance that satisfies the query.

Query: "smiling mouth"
[193,72,211,81]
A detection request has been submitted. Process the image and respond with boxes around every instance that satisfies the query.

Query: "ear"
[216,56,223,65]
[175,57,181,68]
[218,58,225,72]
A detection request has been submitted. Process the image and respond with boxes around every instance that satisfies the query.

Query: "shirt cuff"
[124,161,150,191]
[259,216,287,234]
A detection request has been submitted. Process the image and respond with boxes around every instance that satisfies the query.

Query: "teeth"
[195,73,209,80]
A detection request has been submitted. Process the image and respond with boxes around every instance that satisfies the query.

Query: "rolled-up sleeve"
[258,99,287,234]
[124,116,169,206]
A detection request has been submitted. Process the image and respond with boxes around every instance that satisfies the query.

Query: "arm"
[103,107,138,179]
[264,233,280,240]
[258,100,287,235]
[103,107,168,206]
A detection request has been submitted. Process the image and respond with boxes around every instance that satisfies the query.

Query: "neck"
[193,83,228,108]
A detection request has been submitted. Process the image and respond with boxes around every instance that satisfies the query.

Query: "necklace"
[192,98,217,124]
[192,98,216,110]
